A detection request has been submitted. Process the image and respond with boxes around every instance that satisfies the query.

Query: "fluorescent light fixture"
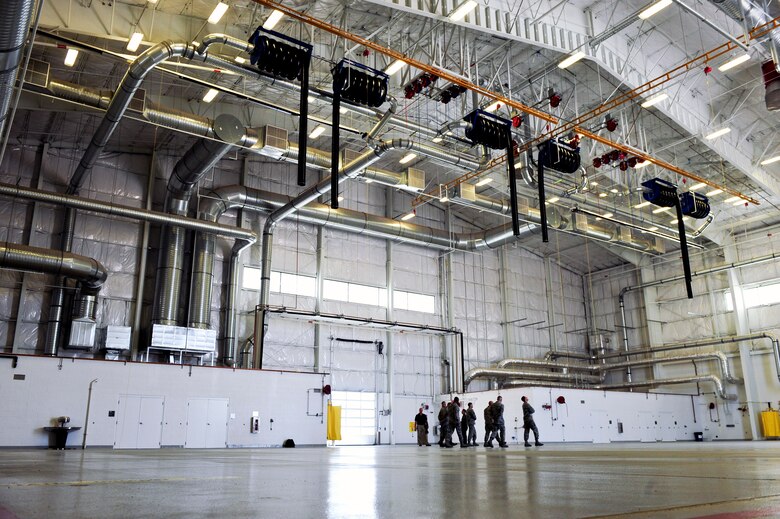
[718,53,750,72]
[339,107,348,114]
[485,100,502,112]
[705,127,731,140]
[761,155,780,165]
[590,181,599,186]
[384,59,407,76]
[307,96,315,103]
[309,126,325,139]
[208,2,229,24]
[706,188,723,196]
[610,188,619,193]
[689,182,706,191]
[365,179,374,184]
[148,0,158,3]
[634,160,650,168]
[448,0,477,21]
[724,196,741,203]
[401,212,416,221]
[732,199,745,206]
[64,49,78,67]
[638,0,672,19]
[669,218,680,225]
[598,192,607,198]
[127,32,144,52]
[558,51,585,69]
[641,93,668,108]
[262,9,284,30]
[202,88,219,103]
[440,196,450,203]
[647,226,659,232]
[652,206,670,214]
[234,56,246,64]
[337,196,344,202]
[547,197,560,204]
[602,212,613,218]
[399,153,417,165]
[635,201,651,208]
[475,177,493,186]
[432,136,443,143]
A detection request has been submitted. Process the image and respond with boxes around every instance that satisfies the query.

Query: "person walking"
[466,403,478,446]
[460,408,468,446]
[438,401,449,447]
[483,401,495,447]
[449,397,465,447]
[414,408,430,446]
[490,395,508,448]
[522,396,543,447]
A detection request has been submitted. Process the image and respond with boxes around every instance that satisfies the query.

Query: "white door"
[590,410,609,444]
[639,411,657,443]
[114,395,164,449]
[186,398,229,448]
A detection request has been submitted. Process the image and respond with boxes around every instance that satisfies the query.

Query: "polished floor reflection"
[2,442,780,518]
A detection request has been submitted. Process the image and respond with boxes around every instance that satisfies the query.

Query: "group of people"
[413,395,543,448]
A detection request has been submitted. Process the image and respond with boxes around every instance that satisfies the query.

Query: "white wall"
[0,355,326,448]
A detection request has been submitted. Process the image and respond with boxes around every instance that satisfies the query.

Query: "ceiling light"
[475,177,493,186]
[635,201,651,208]
[705,127,731,140]
[202,88,219,103]
[440,196,450,203]
[262,9,284,30]
[64,49,78,67]
[689,182,706,191]
[384,59,407,75]
[547,197,560,204]
[669,218,680,225]
[208,2,229,24]
[339,107,348,114]
[634,160,650,169]
[602,212,613,218]
[127,32,144,52]
[399,153,417,165]
[652,207,670,214]
[309,126,325,139]
[598,192,607,198]
[365,179,374,184]
[147,0,158,3]
[307,96,315,103]
[485,100,502,112]
[337,196,344,202]
[401,212,416,221]
[234,56,246,64]
[706,188,723,196]
[590,181,599,186]
[647,226,659,232]
[761,155,780,165]
[732,199,746,206]
[448,0,477,21]
[641,93,668,108]
[558,51,585,69]
[432,136,443,143]
[718,53,750,72]
[724,196,741,203]
[638,0,672,19]
[610,188,619,193]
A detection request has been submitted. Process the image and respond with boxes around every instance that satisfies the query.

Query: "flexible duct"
[152,114,244,325]
[0,242,107,290]
[0,0,35,139]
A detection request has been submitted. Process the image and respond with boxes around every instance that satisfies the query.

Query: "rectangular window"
[725,281,780,311]
[242,268,311,297]
[393,290,435,314]
[324,279,349,302]
[323,280,387,307]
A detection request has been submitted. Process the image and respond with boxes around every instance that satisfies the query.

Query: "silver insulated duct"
[0,0,35,139]
[152,114,244,325]
[0,241,107,290]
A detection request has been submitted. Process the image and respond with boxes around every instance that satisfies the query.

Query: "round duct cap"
[213,113,245,144]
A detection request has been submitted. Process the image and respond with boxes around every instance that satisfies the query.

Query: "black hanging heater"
[330,59,389,209]
[462,109,523,235]
[249,27,313,186]
[536,139,581,242]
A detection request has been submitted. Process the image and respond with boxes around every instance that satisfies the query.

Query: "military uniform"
[466,407,477,446]
[523,401,542,446]
[449,400,465,447]
[483,404,494,447]
[438,405,449,447]
[490,400,507,447]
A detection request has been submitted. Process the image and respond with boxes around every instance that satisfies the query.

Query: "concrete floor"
[1,443,780,518]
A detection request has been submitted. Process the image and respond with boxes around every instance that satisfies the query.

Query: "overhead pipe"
[0,0,35,140]
[710,1,780,52]
[0,242,107,291]
[618,252,780,364]
[152,114,244,326]
[463,367,602,388]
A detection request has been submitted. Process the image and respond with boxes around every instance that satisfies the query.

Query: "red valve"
[704,65,712,75]
[602,153,611,165]
[556,396,566,404]
[512,115,523,128]
[619,161,628,171]
[593,157,602,168]
[550,93,562,108]
[627,157,638,168]
[362,49,370,57]
[323,384,332,395]
[606,118,618,132]
[610,150,620,161]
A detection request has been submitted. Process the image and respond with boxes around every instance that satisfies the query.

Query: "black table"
[43,426,81,449]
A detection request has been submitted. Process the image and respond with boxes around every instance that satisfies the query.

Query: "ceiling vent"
[260,125,288,159]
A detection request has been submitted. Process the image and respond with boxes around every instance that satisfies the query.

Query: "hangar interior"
[2,0,780,516]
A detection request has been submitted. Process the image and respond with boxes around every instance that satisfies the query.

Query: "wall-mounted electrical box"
[251,411,259,434]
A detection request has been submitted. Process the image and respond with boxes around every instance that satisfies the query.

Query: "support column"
[725,238,761,440]
[639,264,665,383]
[544,257,558,354]
[499,246,512,359]
[314,227,325,372]
[12,143,48,353]
[130,152,155,360]
[385,187,395,445]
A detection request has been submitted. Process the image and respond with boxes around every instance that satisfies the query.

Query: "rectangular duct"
[150,325,217,354]
[455,182,476,201]
[23,59,49,88]
[128,89,146,113]
[105,325,131,353]
[261,125,288,159]
[615,226,634,245]
[405,168,425,191]
[572,211,590,233]
[68,319,97,350]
